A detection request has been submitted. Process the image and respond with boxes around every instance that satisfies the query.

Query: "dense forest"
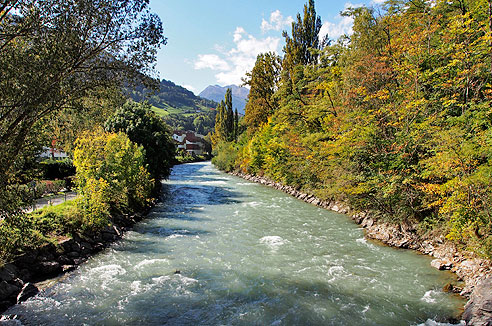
[213,0,492,258]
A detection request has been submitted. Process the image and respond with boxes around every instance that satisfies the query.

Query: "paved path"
[24,192,77,213]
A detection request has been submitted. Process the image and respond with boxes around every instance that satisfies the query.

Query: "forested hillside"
[129,79,217,114]
[129,78,217,134]
[212,0,492,258]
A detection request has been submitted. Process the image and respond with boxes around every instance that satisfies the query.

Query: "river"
[3,162,465,325]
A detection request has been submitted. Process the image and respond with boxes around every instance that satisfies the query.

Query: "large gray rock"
[0,281,19,299]
[0,265,17,283]
[16,283,39,304]
[463,276,492,325]
[36,261,61,275]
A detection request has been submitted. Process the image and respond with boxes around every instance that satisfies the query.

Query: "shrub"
[212,141,238,172]
[73,130,153,230]
[0,215,46,264]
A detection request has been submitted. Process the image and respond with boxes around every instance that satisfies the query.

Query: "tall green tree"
[234,108,239,141]
[243,52,282,133]
[225,88,234,141]
[282,0,323,67]
[214,90,235,143]
[214,100,228,143]
[104,101,176,182]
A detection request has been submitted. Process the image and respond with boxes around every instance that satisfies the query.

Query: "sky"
[149,0,384,95]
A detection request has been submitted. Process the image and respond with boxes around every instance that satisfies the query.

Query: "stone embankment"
[0,211,149,314]
[231,172,492,326]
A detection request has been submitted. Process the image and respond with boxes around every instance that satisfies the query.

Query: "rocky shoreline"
[231,172,492,326]
[0,209,151,315]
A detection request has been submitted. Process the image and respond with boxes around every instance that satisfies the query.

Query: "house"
[172,130,207,156]
[39,147,69,160]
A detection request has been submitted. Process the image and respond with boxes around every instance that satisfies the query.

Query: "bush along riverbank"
[230,171,492,326]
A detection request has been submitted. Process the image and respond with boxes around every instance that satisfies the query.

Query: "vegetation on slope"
[128,78,218,135]
[212,0,492,258]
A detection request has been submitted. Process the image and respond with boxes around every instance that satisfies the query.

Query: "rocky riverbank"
[230,172,492,326]
[0,209,150,315]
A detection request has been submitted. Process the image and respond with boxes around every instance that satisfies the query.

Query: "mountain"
[127,79,218,135]
[128,79,218,116]
[199,85,249,114]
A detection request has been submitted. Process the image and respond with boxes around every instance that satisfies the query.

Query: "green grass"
[151,105,170,117]
[151,104,215,118]
[31,199,75,217]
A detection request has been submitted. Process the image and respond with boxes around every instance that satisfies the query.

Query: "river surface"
[4,162,465,325]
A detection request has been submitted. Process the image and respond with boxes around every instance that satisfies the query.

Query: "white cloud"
[319,15,354,41]
[182,84,196,93]
[194,54,230,71]
[194,26,280,86]
[319,2,363,41]
[371,0,385,3]
[261,10,293,32]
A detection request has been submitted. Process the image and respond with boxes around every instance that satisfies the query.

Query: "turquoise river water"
[3,162,465,325]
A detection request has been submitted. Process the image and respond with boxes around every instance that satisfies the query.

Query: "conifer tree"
[234,109,239,141]
[282,0,323,67]
[225,89,234,141]
[214,100,228,142]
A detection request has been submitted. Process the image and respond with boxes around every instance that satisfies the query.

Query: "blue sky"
[149,0,384,95]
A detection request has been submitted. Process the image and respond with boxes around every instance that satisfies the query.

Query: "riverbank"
[230,171,492,326]
[0,204,154,314]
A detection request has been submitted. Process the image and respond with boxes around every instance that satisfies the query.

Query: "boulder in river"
[16,283,39,304]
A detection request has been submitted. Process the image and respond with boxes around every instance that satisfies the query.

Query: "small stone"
[62,265,77,273]
[431,258,453,270]
[57,255,72,265]
[59,238,74,252]
[72,258,85,265]
[67,251,80,258]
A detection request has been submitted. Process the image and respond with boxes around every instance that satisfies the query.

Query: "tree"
[234,108,239,141]
[0,0,166,217]
[214,100,228,143]
[225,88,234,141]
[243,52,282,133]
[73,130,153,228]
[104,101,176,182]
[282,0,323,67]
[213,90,235,143]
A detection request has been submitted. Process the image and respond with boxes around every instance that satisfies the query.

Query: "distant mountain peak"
[199,84,249,114]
